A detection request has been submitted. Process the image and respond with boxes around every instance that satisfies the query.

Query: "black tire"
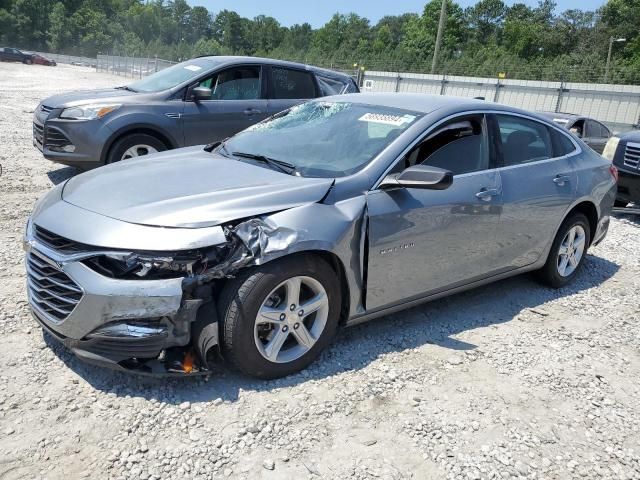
[614,199,628,208]
[106,133,167,164]
[536,213,591,288]
[23,58,32,65]
[218,255,341,379]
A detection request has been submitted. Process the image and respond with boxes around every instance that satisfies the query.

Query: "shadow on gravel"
[46,166,77,185]
[44,253,619,404]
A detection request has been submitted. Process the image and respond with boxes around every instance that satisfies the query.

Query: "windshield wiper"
[230,151,297,175]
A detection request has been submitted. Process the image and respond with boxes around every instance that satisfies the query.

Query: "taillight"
[609,165,619,182]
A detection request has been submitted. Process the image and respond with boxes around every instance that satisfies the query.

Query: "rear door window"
[271,67,317,99]
[496,115,553,166]
[586,120,610,139]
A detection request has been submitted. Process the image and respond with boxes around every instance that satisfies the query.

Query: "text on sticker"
[358,113,415,126]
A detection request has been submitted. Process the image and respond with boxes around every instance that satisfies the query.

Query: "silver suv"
[32,56,358,169]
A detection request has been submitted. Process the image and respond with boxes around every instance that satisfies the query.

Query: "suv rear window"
[271,67,316,99]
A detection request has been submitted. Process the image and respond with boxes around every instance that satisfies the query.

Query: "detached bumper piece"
[32,310,213,376]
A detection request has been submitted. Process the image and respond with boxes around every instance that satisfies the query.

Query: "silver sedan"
[24,93,617,378]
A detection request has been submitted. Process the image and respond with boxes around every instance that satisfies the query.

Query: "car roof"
[195,55,353,80]
[320,92,546,117]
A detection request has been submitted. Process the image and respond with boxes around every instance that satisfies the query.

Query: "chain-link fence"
[95,55,177,79]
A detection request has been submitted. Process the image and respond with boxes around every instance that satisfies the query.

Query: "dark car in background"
[33,56,359,169]
[539,112,611,154]
[602,131,640,206]
[24,52,57,66]
[0,47,33,64]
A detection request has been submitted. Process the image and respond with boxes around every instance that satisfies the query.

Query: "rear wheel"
[536,213,590,288]
[218,255,341,379]
[106,133,166,164]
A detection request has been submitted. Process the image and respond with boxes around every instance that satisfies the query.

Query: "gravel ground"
[0,62,639,480]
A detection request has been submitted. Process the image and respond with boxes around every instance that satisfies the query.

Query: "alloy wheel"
[557,225,586,277]
[254,276,329,364]
[120,144,158,161]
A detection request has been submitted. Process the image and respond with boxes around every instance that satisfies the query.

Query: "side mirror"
[192,86,212,102]
[380,164,453,191]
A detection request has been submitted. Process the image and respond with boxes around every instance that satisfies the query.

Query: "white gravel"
[1,62,639,480]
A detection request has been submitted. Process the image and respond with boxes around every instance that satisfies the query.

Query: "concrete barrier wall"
[363,71,640,132]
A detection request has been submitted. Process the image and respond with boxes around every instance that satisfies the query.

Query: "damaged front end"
[24,217,298,376]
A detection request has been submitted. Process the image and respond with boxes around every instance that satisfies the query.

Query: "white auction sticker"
[358,113,415,126]
[184,65,202,72]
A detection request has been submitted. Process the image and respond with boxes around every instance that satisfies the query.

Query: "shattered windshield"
[221,101,422,178]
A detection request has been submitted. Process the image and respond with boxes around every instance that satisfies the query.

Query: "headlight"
[602,136,620,161]
[59,103,121,120]
[84,251,208,280]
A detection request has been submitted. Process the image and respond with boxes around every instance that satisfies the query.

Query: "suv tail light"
[609,164,619,182]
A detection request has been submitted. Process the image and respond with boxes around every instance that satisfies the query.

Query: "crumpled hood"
[62,147,335,228]
[42,88,139,108]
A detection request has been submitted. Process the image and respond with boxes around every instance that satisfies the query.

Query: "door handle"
[244,108,262,115]
[475,188,499,201]
[553,175,571,186]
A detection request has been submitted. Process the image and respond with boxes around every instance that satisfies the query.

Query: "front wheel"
[23,58,32,65]
[106,133,166,164]
[218,255,341,379]
[536,213,590,288]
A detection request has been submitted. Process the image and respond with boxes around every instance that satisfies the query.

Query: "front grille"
[33,122,44,146]
[44,127,71,148]
[623,142,640,170]
[34,225,93,253]
[26,250,83,323]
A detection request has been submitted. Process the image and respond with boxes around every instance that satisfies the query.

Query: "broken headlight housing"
[84,251,211,280]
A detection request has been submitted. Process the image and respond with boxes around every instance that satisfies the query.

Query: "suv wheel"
[536,213,590,288]
[218,255,341,379]
[107,133,167,164]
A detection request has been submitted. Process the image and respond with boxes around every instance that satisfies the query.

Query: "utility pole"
[431,0,447,74]
[605,36,626,83]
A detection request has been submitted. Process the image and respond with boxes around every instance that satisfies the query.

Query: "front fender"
[101,112,183,162]
[251,197,367,318]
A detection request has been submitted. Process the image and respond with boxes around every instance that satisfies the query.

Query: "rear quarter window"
[549,127,577,157]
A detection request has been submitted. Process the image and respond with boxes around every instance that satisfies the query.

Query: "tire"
[614,199,628,208]
[106,133,167,164]
[23,58,32,65]
[218,255,341,379]
[536,213,591,288]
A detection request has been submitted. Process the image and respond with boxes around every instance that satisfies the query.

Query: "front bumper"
[33,111,109,168]
[24,224,213,375]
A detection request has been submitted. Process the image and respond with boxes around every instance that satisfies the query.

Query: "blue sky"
[191,0,607,28]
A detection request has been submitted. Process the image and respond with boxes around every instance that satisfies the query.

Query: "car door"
[182,64,269,145]
[266,65,319,116]
[583,119,611,154]
[491,113,578,269]
[365,113,504,310]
